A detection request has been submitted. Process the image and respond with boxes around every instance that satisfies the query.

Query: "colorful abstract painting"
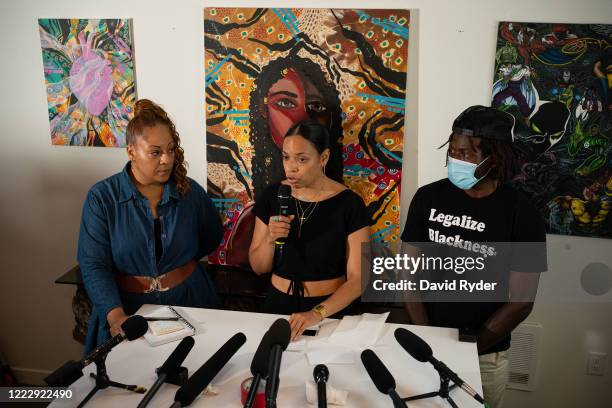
[491,22,611,239]
[204,8,409,265]
[38,19,136,147]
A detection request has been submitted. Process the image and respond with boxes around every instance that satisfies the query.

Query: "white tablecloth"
[50,305,483,407]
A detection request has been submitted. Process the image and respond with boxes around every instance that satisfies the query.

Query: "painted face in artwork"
[264,68,331,149]
[562,70,571,83]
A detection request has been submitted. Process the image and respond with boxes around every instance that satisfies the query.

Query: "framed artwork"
[39,18,136,147]
[204,8,410,264]
[492,22,611,238]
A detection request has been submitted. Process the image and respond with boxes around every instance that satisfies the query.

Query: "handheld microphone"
[313,364,329,408]
[137,336,195,408]
[361,349,407,408]
[44,315,148,387]
[244,330,272,408]
[275,184,292,256]
[265,319,291,408]
[394,328,484,404]
[171,332,247,407]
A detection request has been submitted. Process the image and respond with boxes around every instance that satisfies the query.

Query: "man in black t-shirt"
[400,105,547,408]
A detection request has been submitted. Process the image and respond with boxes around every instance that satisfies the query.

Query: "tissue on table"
[305,380,348,405]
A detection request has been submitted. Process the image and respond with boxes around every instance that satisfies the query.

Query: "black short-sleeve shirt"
[253,182,371,281]
[401,178,547,353]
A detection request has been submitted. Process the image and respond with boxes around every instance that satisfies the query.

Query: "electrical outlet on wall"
[587,352,607,376]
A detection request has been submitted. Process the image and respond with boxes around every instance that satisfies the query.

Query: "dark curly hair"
[248,55,343,199]
[126,99,190,196]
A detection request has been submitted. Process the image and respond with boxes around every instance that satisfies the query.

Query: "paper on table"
[306,347,355,365]
[306,340,355,365]
[149,320,184,336]
[287,338,306,352]
[327,312,389,349]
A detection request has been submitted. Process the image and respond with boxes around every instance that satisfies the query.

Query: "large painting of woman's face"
[204,8,410,265]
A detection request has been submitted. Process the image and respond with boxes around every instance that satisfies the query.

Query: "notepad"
[143,306,196,346]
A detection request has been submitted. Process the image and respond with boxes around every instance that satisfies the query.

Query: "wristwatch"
[312,304,327,320]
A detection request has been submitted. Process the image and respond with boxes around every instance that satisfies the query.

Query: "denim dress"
[77,163,222,353]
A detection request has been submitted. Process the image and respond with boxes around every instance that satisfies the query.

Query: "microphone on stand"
[244,329,273,408]
[275,184,292,259]
[313,364,329,408]
[360,350,407,408]
[137,336,195,408]
[394,328,484,404]
[45,315,148,387]
[170,332,247,407]
[82,315,148,366]
[265,319,291,408]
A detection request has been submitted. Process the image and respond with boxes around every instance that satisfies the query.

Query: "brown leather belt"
[115,259,197,293]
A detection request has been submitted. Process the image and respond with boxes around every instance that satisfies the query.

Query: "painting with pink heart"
[38,19,136,147]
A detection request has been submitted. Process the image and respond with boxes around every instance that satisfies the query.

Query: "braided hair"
[476,138,519,184]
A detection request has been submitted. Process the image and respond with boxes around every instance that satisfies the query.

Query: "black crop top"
[253,182,370,292]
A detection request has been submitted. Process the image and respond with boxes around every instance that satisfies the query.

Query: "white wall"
[0,0,610,406]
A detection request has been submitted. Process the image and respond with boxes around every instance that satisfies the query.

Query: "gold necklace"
[295,196,319,238]
[293,181,327,238]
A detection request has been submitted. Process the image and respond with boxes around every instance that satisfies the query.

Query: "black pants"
[260,284,355,317]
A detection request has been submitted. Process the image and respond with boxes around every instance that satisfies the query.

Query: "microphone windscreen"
[268,318,291,350]
[44,360,84,387]
[361,349,396,395]
[175,332,247,405]
[313,364,329,383]
[277,184,291,198]
[250,330,272,376]
[158,336,195,375]
[122,315,149,340]
[394,328,432,362]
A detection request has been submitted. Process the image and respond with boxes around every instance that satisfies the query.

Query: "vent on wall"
[507,322,543,391]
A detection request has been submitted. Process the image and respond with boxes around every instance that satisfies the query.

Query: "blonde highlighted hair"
[127,99,190,196]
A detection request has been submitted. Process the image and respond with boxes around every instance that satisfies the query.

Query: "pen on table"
[145,317,179,321]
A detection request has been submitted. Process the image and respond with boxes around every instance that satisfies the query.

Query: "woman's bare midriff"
[271,273,345,297]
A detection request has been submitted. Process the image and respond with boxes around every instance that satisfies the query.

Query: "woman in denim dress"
[78,99,222,353]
